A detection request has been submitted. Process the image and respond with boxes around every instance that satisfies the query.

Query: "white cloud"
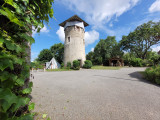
[85,30,99,46]
[56,27,99,45]
[32,25,50,36]
[57,0,139,29]
[152,46,160,52]
[40,25,50,33]
[56,0,141,40]
[56,27,65,42]
[149,0,160,13]
[32,26,37,37]
[31,51,39,62]
[91,48,94,52]
[109,23,113,27]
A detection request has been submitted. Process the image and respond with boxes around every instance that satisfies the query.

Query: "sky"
[31,0,160,61]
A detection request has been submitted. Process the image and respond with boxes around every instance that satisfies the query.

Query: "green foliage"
[37,49,53,64]
[122,53,132,66]
[31,61,44,69]
[28,103,35,112]
[88,36,123,65]
[83,60,92,69]
[123,52,160,67]
[50,43,64,64]
[130,58,143,67]
[86,51,94,63]
[73,60,80,70]
[67,62,71,69]
[120,21,160,59]
[61,62,64,69]
[150,53,160,66]
[36,43,64,64]
[144,65,160,84]
[0,0,54,119]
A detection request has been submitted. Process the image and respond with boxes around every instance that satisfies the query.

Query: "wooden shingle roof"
[59,15,89,27]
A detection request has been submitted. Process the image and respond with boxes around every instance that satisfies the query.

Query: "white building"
[45,57,61,69]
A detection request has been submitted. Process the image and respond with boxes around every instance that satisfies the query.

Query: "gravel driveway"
[31,68,160,120]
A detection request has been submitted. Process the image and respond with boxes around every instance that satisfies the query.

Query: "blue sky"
[31,0,160,61]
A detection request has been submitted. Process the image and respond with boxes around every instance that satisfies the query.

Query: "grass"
[46,68,73,72]
[46,66,122,71]
[91,65,121,70]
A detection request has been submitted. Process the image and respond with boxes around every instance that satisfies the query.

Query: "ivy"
[0,0,54,119]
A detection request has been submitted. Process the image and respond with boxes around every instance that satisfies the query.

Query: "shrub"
[142,59,149,67]
[150,55,160,66]
[83,60,92,69]
[130,58,143,67]
[61,62,64,69]
[144,65,160,84]
[67,62,71,69]
[73,60,80,70]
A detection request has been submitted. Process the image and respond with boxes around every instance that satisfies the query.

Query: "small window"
[68,37,70,42]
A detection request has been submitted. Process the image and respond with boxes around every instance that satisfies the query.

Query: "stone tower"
[59,15,89,67]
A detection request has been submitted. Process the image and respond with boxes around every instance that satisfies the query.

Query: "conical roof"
[59,15,89,27]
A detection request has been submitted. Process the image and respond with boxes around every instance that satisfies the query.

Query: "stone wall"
[64,25,86,66]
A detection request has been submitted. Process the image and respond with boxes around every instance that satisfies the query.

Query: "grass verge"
[46,68,73,72]
[91,66,121,70]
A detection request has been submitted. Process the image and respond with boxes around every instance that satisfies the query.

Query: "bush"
[142,59,150,67]
[150,55,160,66]
[144,65,160,84]
[67,62,71,69]
[130,58,143,67]
[61,62,64,69]
[83,60,92,69]
[31,61,44,69]
[73,60,80,70]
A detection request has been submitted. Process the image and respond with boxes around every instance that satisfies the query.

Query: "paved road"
[31,68,160,120]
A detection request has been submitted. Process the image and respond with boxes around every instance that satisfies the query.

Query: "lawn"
[46,68,73,72]
[91,65,121,70]
[46,66,122,71]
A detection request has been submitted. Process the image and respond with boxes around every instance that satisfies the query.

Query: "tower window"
[68,37,70,42]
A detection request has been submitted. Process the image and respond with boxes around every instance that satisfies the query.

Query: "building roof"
[59,15,89,27]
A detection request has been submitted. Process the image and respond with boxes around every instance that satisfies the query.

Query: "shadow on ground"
[94,72,159,87]
[129,71,160,87]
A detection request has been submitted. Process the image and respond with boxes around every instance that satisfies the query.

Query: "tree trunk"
[24,25,32,89]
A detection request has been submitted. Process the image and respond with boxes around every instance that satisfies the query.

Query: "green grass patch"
[46,68,73,72]
[91,66,121,70]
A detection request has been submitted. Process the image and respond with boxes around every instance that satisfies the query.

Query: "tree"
[50,43,64,64]
[93,36,123,65]
[37,49,53,63]
[86,51,94,63]
[146,51,160,66]
[120,21,160,59]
